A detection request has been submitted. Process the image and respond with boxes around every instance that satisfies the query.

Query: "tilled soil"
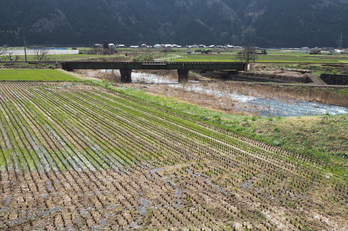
[1,163,348,230]
[0,82,347,230]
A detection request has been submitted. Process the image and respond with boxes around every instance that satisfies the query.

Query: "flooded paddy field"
[0,82,347,230]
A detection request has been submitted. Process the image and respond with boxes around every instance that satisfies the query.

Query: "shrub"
[132,54,154,62]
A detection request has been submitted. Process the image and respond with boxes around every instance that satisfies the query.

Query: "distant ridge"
[0,0,347,47]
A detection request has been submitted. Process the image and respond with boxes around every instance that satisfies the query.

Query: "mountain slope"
[0,0,347,47]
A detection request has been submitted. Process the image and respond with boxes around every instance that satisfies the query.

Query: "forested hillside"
[0,0,347,47]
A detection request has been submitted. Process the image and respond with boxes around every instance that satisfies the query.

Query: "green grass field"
[4,47,348,63]
[0,69,81,81]
[171,51,348,63]
[12,54,121,62]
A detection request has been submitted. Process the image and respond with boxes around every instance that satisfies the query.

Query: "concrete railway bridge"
[61,61,248,83]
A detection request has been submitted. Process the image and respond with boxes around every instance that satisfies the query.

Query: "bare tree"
[35,47,49,61]
[87,47,102,55]
[0,47,7,61]
[237,46,257,63]
[103,47,116,55]
[88,43,116,55]
[103,41,109,49]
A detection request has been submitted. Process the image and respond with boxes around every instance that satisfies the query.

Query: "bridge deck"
[61,61,247,83]
[61,61,247,71]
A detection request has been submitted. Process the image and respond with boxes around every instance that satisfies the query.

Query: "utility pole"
[22,33,28,62]
[252,36,256,63]
[338,32,343,49]
[24,46,27,62]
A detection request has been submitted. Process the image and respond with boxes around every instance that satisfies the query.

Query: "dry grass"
[132,70,178,84]
[126,80,348,118]
[127,83,250,115]
[76,69,122,82]
[249,63,306,78]
[248,115,348,167]
[100,69,122,82]
[134,69,178,79]
[77,69,348,108]
[217,82,348,107]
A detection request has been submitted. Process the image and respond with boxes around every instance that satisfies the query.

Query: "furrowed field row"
[0,84,114,210]
[37,86,306,186]
[0,82,347,230]
[90,88,323,173]
[62,92,300,188]
[1,86,256,227]
[117,88,325,166]
[38,85,346,194]
[20,83,168,168]
[67,88,323,182]
[26,85,192,167]
[0,83,231,229]
[0,81,342,191]
[0,83,344,193]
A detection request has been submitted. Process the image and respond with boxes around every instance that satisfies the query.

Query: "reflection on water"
[116,71,348,117]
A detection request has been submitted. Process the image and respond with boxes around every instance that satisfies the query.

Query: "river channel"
[129,72,348,117]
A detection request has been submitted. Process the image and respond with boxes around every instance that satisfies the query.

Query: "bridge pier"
[177,69,189,83]
[60,62,248,83]
[120,69,132,83]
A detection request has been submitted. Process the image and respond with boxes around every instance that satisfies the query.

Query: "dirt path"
[307,74,327,85]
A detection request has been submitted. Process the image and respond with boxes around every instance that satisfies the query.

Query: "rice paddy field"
[0,79,347,230]
[169,50,348,64]
[0,70,81,82]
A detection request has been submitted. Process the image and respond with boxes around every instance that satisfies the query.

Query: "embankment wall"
[320,74,348,85]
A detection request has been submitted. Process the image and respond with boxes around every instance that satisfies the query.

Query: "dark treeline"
[0,0,347,47]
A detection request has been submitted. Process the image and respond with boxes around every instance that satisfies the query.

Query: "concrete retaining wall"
[320,74,348,85]
[242,72,312,83]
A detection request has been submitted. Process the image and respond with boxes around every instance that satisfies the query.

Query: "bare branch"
[35,47,49,61]
[0,47,7,61]
[237,47,257,63]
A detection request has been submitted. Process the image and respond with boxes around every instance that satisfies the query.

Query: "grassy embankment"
[0,69,81,81]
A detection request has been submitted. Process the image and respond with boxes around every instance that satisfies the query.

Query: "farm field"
[0,70,81,82]
[171,53,348,63]
[0,82,347,230]
[3,47,348,64]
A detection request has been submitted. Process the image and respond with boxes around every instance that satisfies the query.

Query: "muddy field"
[0,82,347,230]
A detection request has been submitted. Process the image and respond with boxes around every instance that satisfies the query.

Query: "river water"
[131,72,348,117]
